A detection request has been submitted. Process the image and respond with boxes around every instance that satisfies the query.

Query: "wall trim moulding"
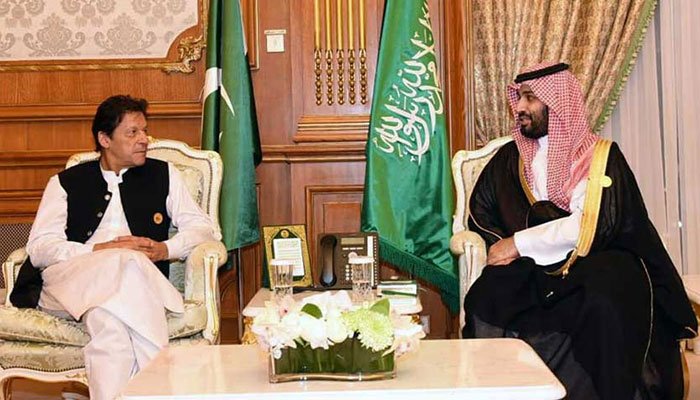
[304,185,364,228]
[0,189,43,201]
[1,143,367,170]
[294,115,370,143]
[0,101,201,122]
[0,189,43,220]
[0,151,74,168]
[304,184,365,274]
[262,143,366,163]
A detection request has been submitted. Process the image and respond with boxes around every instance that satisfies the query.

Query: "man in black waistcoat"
[10,95,220,400]
[461,62,696,399]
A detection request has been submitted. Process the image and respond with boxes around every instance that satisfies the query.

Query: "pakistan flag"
[361,0,457,312]
[202,0,261,250]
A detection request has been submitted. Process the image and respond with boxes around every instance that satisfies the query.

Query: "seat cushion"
[0,335,213,372]
[0,299,206,347]
[0,340,84,371]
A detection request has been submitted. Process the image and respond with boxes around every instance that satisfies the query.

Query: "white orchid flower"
[326,313,351,343]
[299,313,330,349]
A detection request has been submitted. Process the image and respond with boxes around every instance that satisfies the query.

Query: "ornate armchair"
[0,138,228,398]
[449,136,513,336]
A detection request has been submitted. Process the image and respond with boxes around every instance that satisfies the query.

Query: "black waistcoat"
[10,159,171,308]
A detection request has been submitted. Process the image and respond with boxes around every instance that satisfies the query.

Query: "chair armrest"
[450,230,485,255]
[3,247,28,305]
[184,241,227,301]
[450,231,487,338]
[184,241,227,344]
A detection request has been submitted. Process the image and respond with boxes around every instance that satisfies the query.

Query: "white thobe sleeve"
[26,175,94,267]
[163,164,222,260]
[513,179,587,265]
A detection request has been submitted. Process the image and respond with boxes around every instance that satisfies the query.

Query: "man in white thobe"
[11,95,221,400]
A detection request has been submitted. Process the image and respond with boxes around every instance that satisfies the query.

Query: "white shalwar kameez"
[26,163,221,400]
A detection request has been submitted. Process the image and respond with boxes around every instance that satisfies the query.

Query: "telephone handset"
[318,232,379,289]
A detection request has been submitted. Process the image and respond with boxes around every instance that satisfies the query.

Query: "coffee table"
[119,339,565,399]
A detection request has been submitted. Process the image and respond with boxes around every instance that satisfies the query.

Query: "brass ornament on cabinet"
[337,49,345,105]
[359,48,368,104]
[348,49,357,104]
[314,48,323,105]
[313,0,366,106]
[326,49,335,105]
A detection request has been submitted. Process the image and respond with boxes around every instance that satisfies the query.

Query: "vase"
[268,337,396,383]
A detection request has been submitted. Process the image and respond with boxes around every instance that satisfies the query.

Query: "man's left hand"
[487,237,520,266]
[112,235,169,262]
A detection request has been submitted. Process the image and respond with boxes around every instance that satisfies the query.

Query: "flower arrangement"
[251,291,425,382]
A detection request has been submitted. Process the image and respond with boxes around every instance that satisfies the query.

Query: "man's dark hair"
[91,95,149,151]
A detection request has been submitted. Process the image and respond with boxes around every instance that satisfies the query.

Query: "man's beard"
[519,107,548,139]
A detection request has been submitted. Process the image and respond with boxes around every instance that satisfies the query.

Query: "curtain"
[472,0,656,146]
[600,1,700,274]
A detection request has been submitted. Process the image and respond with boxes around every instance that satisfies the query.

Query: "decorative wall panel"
[0,0,258,73]
[0,0,205,72]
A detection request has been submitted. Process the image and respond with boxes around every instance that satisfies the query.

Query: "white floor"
[6,351,700,399]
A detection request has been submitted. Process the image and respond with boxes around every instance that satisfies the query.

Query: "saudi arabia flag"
[361,0,457,312]
[201,0,261,250]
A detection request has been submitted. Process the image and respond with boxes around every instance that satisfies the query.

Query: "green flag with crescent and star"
[361,0,457,312]
[201,0,261,250]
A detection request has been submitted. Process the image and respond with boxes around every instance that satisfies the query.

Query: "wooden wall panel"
[304,185,364,283]
[0,0,473,342]
[0,85,204,224]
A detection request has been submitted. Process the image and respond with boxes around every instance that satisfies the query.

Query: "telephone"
[318,232,379,289]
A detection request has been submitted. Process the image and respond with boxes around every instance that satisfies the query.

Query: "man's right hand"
[487,236,520,266]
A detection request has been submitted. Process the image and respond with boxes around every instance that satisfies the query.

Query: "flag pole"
[236,248,244,342]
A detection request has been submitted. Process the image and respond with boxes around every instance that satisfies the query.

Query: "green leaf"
[301,303,323,319]
[369,298,390,316]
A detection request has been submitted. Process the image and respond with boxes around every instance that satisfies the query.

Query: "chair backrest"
[65,138,223,291]
[451,136,513,236]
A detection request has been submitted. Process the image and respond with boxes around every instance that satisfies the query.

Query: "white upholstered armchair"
[450,136,513,335]
[0,138,227,398]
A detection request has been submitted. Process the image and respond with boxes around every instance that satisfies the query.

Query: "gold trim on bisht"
[546,138,613,277]
[518,158,537,205]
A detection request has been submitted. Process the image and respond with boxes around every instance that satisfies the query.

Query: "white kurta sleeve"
[26,175,94,267]
[513,179,587,265]
[163,164,222,260]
